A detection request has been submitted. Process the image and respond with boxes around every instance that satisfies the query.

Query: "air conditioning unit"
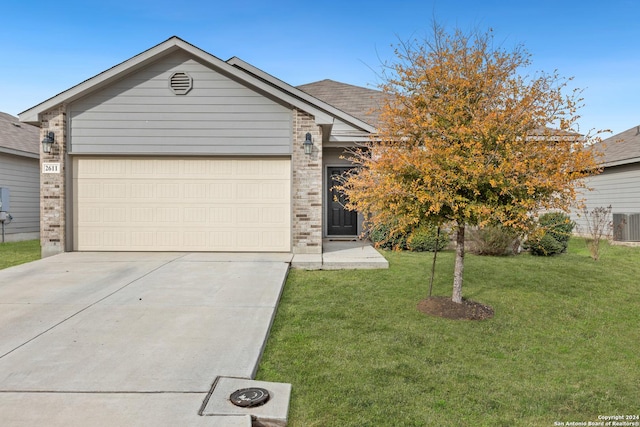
[613,213,640,242]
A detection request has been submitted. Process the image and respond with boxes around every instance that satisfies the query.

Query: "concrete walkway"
[292,239,389,270]
[0,252,291,426]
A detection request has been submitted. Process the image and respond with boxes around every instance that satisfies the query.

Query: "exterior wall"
[331,119,371,139]
[0,153,39,241]
[323,147,353,166]
[572,163,640,237]
[69,50,292,155]
[39,106,67,257]
[292,109,322,254]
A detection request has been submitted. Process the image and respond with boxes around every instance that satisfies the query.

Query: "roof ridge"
[297,78,382,93]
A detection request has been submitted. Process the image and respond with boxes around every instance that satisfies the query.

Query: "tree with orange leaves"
[338,24,602,304]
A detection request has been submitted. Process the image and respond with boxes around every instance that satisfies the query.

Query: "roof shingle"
[593,124,640,167]
[296,79,388,128]
[0,112,39,156]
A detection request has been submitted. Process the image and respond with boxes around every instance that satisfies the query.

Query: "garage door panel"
[74,158,291,252]
[76,205,288,227]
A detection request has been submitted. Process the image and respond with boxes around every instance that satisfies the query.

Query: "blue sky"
[1,0,638,136]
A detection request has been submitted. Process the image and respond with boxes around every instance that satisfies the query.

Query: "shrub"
[527,212,575,256]
[407,224,450,252]
[467,225,520,256]
[528,233,565,256]
[580,205,613,261]
[369,223,408,250]
[540,212,574,247]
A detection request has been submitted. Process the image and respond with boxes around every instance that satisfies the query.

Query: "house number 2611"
[42,163,61,174]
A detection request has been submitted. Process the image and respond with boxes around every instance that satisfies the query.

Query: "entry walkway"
[292,239,389,270]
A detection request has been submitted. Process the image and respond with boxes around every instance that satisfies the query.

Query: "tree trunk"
[452,224,465,304]
[428,226,440,298]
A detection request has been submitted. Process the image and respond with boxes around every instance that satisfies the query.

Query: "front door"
[327,167,358,236]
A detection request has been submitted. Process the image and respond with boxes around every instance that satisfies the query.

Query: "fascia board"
[601,157,640,168]
[0,146,39,159]
[19,38,191,124]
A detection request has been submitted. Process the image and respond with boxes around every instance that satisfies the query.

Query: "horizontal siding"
[69,50,292,155]
[323,147,353,166]
[0,153,40,237]
[331,119,369,136]
[571,164,640,236]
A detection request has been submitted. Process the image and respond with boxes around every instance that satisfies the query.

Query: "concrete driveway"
[0,252,291,426]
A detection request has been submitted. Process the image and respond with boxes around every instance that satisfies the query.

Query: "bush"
[467,225,520,256]
[580,205,613,261]
[369,222,449,252]
[528,233,565,256]
[369,223,408,250]
[407,225,450,252]
[527,212,575,256]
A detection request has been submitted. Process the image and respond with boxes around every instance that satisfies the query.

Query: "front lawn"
[0,239,40,270]
[256,239,640,426]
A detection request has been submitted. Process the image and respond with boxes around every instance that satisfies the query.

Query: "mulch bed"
[417,296,494,320]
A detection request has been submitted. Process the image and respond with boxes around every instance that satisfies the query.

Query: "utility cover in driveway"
[230,387,270,407]
[202,377,291,427]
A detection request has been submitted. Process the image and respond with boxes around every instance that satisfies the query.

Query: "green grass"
[0,239,40,270]
[256,239,640,426]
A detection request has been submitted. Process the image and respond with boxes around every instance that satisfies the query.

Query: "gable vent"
[169,72,192,95]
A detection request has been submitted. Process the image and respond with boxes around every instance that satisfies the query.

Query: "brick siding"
[292,109,323,254]
[39,106,67,258]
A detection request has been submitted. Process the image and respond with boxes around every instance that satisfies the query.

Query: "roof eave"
[227,57,377,133]
[19,37,352,130]
[601,157,640,168]
[20,37,194,124]
[0,146,39,159]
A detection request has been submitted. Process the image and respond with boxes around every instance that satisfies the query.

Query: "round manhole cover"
[229,387,270,408]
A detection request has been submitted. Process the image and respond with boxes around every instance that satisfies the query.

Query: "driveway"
[0,252,291,426]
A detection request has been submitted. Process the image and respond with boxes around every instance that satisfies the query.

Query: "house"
[0,112,40,242]
[572,125,640,242]
[20,37,386,257]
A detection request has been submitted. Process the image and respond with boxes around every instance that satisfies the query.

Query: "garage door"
[73,157,291,252]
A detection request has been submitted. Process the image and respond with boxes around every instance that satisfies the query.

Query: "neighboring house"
[572,125,640,242]
[20,37,385,257]
[0,112,40,242]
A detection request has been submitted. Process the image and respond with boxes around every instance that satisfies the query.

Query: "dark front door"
[327,167,358,236]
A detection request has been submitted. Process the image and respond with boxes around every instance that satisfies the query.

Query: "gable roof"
[0,112,39,159]
[20,37,375,136]
[226,60,376,134]
[297,79,388,128]
[593,124,640,167]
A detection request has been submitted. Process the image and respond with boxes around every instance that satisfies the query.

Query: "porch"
[291,239,389,270]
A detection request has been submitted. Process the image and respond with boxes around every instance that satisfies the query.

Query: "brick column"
[292,109,323,254]
[40,105,67,258]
